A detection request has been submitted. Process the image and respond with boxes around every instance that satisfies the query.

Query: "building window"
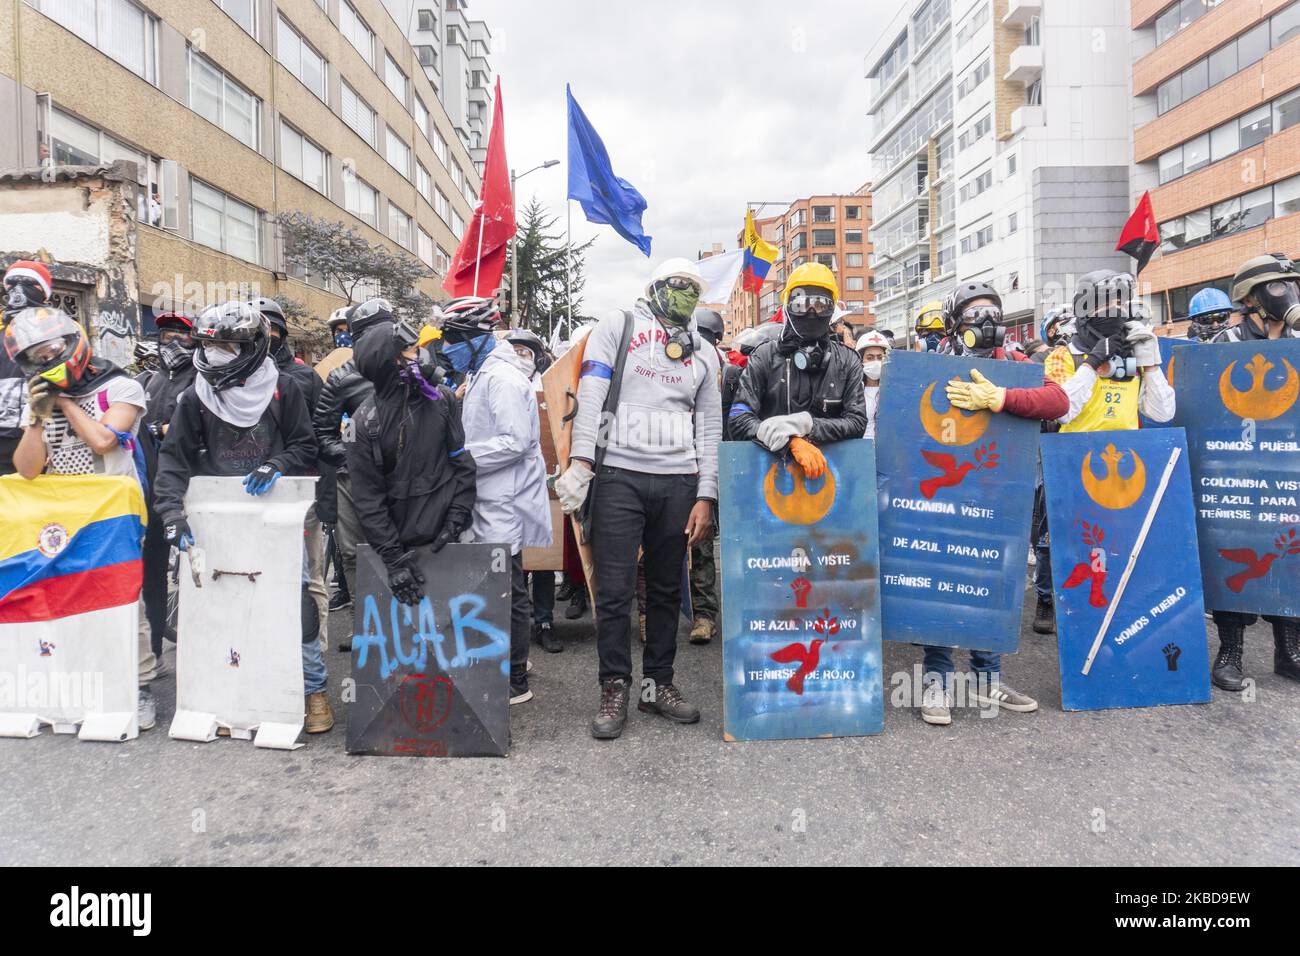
[814,253,836,270]
[1007,153,1017,176]
[1026,78,1043,106]
[279,122,328,196]
[41,108,168,225]
[436,245,451,276]
[417,45,437,69]
[1007,212,1018,234]
[959,169,993,202]
[341,83,376,147]
[415,98,430,138]
[846,252,864,267]
[344,174,377,227]
[845,205,861,220]
[1156,8,1297,116]
[846,276,865,292]
[277,15,326,101]
[844,229,863,244]
[451,163,465,190]
[433,127,449,166]
[1159,175,1300,252]
[385,127,410,177]
[812,228,836,247]
[958,113,991,150]
[1156,0,1224,46]
[417,163,433,203]
[955,2,989,48]
[37,0,157,83]
[387,203,412,249]
[384,53,408,104]
[190,52,258,149]
[812,205,834,223]
[1157,96,1288,184]
[191,179,259,262]
[435,188,451,223]
[418,227,434,267]
[213,0,254,35]
[417,10,436,31]
[451,209,465,239]
[340,1,374,67]
[957,58,990,100]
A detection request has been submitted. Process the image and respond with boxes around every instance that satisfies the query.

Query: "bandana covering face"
[334,330,353,348]
[399,360,443,402]
[443,333,496,374]
[651,283,700,325]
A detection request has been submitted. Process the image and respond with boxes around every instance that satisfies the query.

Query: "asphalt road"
[1,576,1296,866]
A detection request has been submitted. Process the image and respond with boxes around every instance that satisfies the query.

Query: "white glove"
[755,412,814,452]
[555,462,595,514]
[1125,320,1161,368]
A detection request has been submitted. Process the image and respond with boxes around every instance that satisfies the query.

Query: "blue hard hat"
[1187,287,1233,320]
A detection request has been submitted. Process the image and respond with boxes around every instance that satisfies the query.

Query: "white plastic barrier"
[169,476,315,749]
[0,603,139,741]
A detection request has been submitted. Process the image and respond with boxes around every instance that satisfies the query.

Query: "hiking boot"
[304,691,334,733]
[591,679,629,739]
[565,588,588,620]
[533,622,563,654]
[510,678,534,705]
[137,687,156,731]
[920,679,952,726]
[328,591,352,612]
[637,679,700,724]
[1212,623,1246,691]
[972,681,1039,713]
[1032,597,1055,634]
[689,617,716,645]
[556,581,576,602]
[1273,620,1300,682]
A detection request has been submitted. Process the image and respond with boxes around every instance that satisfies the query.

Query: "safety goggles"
[664,276,702,294]
[786,290,836,318]
[960,305,1003,324]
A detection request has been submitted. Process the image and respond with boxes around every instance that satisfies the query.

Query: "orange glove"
[788,436,827,479]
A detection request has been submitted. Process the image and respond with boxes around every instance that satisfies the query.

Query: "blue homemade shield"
[1042,429,1210,711]
[1173,340,1300,616]
[1139,339,1207,428]
[875,351,1041,651]
[719,439,883,741]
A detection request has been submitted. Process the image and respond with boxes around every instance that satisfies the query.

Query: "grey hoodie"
[570,300,722,500]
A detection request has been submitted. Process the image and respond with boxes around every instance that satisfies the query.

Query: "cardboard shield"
[0,475,145,741]
[875,351,1041,651]
[346,543,510,757]
[169,477,316,749]
[1173,340,1300,616]
[720,439,883,741]
[1042,429,1210,710]
[540,327,597,599]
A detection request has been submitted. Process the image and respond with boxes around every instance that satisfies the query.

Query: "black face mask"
[159,340,194,371]
[4,281,46,316]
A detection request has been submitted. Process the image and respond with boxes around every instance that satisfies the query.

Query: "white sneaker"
[920,680,952,726]
[137,687,157,731]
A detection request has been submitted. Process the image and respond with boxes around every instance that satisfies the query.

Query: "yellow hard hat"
[915,300,944,333]
[783,262,838,304]
[417,324,442,348]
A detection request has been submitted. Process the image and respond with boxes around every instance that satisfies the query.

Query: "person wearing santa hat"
[1,260,53,474]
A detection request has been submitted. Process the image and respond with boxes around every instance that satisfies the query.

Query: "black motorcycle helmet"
[1073,270,1134,331]
[734,321,784,356]
[346,297,394,342]
[192,301,271,391]
[942,281,1004,354]
[504,328,552,374]
[438,296,500,342]
[692,308,724,347]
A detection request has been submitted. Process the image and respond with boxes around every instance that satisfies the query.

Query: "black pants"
[1212,610,1296,629]
[531,570,555,626]
[0,434,18,475]
[141,512,170,655]
[590,466,697,685]
[510,553,531,682]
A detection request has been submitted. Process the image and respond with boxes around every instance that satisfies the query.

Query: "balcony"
[1010,104,1045,132]
[1002,0,1041,26]
[1004,44,1043,84]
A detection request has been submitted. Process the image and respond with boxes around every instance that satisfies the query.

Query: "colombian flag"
[0,475,146,624]
[742,208,779,294]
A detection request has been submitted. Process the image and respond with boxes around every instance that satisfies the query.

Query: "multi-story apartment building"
[404,0,491,170]
[866,0,1133,343]
[1132,0,1300,329]
[0,0,481,335]
[727,188,874,336]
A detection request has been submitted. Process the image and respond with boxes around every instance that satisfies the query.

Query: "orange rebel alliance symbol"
[763,460,836,525]
[919,381,990,446]
[1218,353,1299,421]
[1081,443,1147,511]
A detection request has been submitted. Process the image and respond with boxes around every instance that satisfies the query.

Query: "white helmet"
[645,257,705,298]
[855,330,892,354]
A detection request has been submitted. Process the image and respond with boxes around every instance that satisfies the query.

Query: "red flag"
[443,77,515,297]
[1116,190,1159,275]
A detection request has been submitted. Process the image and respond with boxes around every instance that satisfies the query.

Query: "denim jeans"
[921,645,1001,684]
[1032,456,1053,603]
[531,570,555,626]
[300,563,327,694]
[510,553,531,682]
[589,466,698,685]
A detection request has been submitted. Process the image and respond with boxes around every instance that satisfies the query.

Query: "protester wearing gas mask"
[914,300,946,353]
[1044,269,1174,432]
[729,262,867,478]
[1213,254,1300,344]
[907,283,1068,726]
[1,260,53,474]
[555,257,721,740]
[855,329,890,438]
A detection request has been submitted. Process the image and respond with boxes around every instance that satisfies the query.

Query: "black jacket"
[345,320,476,568]
[143,362,198,434]
[152,372,318,522]
[314,357,374,472]
[721,361,744,440]
[728,337,868,443]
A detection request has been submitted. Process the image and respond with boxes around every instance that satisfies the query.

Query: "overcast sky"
[473,0,906,315]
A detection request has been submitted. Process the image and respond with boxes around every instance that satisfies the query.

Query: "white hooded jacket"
[461,346,553,554]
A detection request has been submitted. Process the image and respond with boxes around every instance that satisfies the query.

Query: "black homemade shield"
[346,544,511,757]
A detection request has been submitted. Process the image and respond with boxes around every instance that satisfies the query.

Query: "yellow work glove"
[945,368,1006,413]
[26,376,57,425]
[788,436,827,479]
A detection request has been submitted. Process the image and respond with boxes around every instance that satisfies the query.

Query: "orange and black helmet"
[2,306,92,389]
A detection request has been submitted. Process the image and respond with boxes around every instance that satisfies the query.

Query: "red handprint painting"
[790,577,811,609]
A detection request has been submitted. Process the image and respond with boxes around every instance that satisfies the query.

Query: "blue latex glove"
[243,463,282,496]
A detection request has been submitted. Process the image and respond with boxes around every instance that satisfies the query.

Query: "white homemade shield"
[0,603,138,741]
[169,476,315,749]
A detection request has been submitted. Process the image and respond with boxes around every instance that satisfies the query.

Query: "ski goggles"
[959,305,1003,324]
[664,275,702,293]
[786,289,836,318]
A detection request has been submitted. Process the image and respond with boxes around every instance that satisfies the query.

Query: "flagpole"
[566,199,572,339]
[472,207,485,297]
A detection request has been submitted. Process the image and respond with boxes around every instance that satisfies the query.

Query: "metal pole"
[510,169,518,329]
[472,206,485,297]
[564,200,572,342]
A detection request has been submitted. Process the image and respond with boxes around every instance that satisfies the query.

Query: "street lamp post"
[510,159,560,329]
[876,249,913,350]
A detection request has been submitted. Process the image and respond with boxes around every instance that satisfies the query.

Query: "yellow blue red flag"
[742,209,779,294]
[0,475,146,623]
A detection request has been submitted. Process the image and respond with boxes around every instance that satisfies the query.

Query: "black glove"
[388,552,426,605]
[1083,335,1117,371]
[163,516,194,550]
[431,512,468,553]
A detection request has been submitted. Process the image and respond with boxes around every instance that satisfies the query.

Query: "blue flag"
[566,84,652,256]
